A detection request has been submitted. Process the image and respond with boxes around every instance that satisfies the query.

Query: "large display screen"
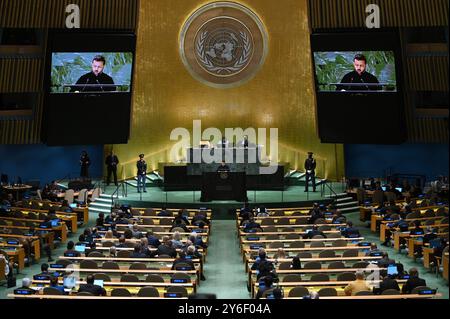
[313,51,397,92]
[42,31,136,146]
[50,52,133,93]
[310,32,406,144]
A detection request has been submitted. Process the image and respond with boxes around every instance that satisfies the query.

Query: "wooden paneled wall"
[406,56,449,92]
[0,0,138,29]
[0,58,43,92]
[0,0,138,144]
[309,0,449,29]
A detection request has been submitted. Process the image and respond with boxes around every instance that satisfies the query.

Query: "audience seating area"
[236,205,446,299]
[4,204,211,299]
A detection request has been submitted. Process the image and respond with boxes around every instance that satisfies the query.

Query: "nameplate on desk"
[33,275,50,280]
[14,289,34,295]
[7,240,19,245]
[250,244,263,250]
[164,292,182,298]
[50,263,65,269]
[358,242,370,247]
[246,236,260,241]
[171,278,188,283]
[418,289,437,295]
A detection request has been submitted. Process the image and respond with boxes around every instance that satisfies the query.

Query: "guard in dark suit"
[304,152,316,192]
[105,151,119,186]
[136,154,147,193]
[80,151,90,179]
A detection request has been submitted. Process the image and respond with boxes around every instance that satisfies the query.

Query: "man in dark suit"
[217,161,230,172]
[402,268,427,294]
[373,271,400,295]
[71,55,116,92]
[78,274,107,296]
[171,251,195,270]
[105,151,119,186]
[336,54,381,91]
[63,241,81,257]
[341,221,361,238]
[304,152,316,192]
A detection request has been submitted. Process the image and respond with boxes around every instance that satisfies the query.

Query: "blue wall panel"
[344,144,449,181]
[0,144,103,186]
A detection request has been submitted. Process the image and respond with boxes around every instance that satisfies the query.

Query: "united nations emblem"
[180,2,268,88]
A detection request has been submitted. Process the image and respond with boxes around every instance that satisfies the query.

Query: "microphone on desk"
[81,78,90,92]
[95,79,104,92]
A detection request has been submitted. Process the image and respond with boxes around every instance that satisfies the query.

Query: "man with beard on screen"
[72,55,116,92]
[336,54,382,91]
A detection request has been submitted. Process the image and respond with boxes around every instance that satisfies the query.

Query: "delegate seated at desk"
[217,161,230,173]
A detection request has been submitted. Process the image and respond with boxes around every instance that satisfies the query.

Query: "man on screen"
[71,55,116,92]
[336,54,382,91]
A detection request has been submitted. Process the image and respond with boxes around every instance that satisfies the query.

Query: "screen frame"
[310,30,406,144]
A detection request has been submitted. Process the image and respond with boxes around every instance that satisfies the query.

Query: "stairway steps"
[90,202,112,208]
[88,207,111,214]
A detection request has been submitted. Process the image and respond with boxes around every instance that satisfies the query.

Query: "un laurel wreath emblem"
[180,2,268,88]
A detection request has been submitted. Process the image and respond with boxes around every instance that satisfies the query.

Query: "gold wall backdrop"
[109,0,345,181]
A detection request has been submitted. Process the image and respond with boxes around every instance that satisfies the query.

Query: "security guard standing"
[304,152,316,192]
[136,154,147,193]
[105,151,119,186]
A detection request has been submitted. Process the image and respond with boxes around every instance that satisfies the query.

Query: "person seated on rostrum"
[402,268,427,294]
[149,236,177,258]
[78,274,106,296]
[373,270,400,295]
[302,225,326,239]
[64,241,81,257]
[344,271,371,296]
[17,278,36,294]
[341,221,361,238]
